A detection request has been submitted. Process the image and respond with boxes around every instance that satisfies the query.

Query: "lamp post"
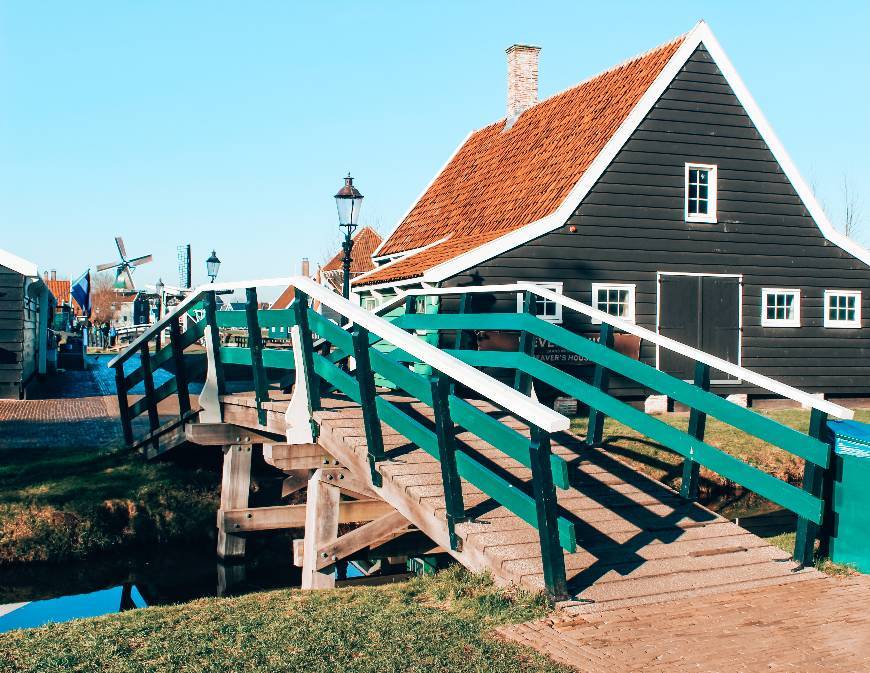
[206,250,221,284]
[155,277,165,321]
[334,174,364,301]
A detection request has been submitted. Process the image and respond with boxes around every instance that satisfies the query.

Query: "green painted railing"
[109,289,298,453]
[391,302,837,567]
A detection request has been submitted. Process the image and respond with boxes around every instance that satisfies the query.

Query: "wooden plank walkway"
[220,392,823,610]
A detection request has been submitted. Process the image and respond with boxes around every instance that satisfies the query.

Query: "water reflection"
[0,584,146,632]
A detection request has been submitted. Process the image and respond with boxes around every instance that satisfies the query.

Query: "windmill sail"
[96,236,153,290]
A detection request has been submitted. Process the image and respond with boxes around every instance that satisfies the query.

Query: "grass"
[0,442,219,565]
[0,566,570,673]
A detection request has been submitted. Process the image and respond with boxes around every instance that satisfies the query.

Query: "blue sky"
[2,2,867,300]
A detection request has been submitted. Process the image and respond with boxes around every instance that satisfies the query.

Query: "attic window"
[685,163,717,223]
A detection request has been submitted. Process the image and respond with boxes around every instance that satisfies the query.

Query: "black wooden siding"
[0,265,31,399]
[443,45,870,397]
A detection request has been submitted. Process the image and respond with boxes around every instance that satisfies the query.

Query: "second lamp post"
[334,174,364,300]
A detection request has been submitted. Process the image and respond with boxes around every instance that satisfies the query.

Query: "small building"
[0,248,56,399]
[354,21,870,401]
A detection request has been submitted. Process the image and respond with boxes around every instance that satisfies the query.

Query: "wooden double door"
[658,274,741,381]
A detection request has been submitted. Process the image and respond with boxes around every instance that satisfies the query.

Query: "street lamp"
[206,250,221,283]
[334,173,364,300]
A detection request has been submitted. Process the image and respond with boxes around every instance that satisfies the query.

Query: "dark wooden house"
[0,249,56,399]
[354,21,870,402]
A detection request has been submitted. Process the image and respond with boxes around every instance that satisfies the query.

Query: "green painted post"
[352,326,385,487]
[450,294,470,395]
[139,341,160,451]
[514,291,534,396]
[203,290,226,396]
[292,291,321,414]
[529,426,568,599]
[793,408,829,567]
[680,361,711,500]
[245,287,269,425]
[169,318,191,417]
[817,427,837,559]
[430,373,466,551]
[586,322,615,446]
[114,364,134,446]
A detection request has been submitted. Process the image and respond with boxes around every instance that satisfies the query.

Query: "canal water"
[0,535,366,632]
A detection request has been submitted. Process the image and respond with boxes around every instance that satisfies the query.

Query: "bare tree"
[842,175,862,239]
[90,272,119,323]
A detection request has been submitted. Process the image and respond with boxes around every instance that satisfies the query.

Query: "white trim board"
[359,20,870,290]
[0,247,38,277]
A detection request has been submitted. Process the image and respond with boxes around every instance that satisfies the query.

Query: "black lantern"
[206,250,221,283]
[334,173,364,235]
[334,174,364,304]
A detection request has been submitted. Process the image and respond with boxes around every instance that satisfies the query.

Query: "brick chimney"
[506,44,541,128]
[301,257,310,278]
[50,269,56,280]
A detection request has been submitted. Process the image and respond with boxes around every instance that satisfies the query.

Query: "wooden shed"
[0,248,56,399]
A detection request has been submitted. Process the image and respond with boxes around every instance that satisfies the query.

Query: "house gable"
[357,22,869,289]
[443,45,870,394]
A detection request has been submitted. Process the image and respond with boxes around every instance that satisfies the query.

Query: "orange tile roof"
[271,284,296,310]
[322,226,383,273]
[45,278,70,303]
[357,34,685,287]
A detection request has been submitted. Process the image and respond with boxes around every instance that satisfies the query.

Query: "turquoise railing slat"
[401,312,829,469]
[448,396,571,490]
[450,348,823,524]
[311,350,575,550]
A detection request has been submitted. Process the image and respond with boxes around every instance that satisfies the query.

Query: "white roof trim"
[413,20,870,282]
[0,247,38,277]
[371,130,474,259]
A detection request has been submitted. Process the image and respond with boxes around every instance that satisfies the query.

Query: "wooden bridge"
[109,277,853,605]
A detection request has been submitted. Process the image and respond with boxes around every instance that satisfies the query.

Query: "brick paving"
[497,575,870,673]
[0,355,122,450]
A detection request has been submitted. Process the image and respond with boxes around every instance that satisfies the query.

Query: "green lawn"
[0,566,570,673]
[0,442,219,565]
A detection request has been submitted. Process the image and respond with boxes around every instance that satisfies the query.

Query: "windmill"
[96,236,153,291]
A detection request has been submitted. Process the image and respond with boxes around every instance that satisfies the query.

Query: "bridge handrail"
[109,276,568,434]
[393,283,853,420]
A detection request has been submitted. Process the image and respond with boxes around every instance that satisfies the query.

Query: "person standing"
[109,323,117,348]
[101,322,110,350]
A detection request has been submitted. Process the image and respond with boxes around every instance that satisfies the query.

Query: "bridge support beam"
[217,443,253,560]
[301,469,341,589]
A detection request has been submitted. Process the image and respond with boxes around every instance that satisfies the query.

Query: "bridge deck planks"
[220,391,822,610]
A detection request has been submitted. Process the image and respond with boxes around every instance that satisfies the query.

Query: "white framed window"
[684,163,718,223]
[516,282,563,323]
[824,290,861,328]
[361,296,378,311]
[761,288,800,327]
[591,283,636,324]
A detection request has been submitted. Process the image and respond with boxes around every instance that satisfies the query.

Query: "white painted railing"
[109,276,570,433]
[388,283,854,420]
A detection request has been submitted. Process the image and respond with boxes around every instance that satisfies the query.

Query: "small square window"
[761,288,800,327]
[685,163,718,223]
[591,283,636,324]
[824,290,861,328]
[516,282,563,323]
